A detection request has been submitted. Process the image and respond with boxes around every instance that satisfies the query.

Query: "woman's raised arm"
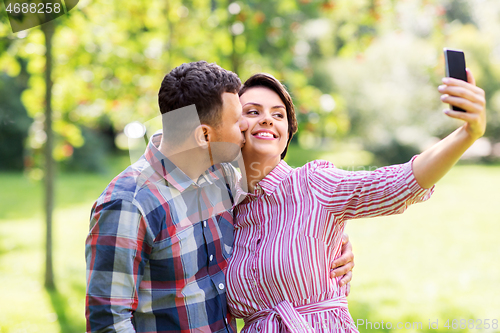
[413,69,486,189]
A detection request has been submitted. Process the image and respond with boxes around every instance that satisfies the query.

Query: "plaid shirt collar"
[144,133,221,192]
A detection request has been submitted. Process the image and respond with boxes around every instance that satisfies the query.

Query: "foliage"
[301,0,500,163]
[59,125,115,172]
[1,0,500,167]
[1,0,351,172]
[0,68,32,170]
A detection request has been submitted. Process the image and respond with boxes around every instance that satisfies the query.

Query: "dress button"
[210,254,214,261]
[218,283,225,290]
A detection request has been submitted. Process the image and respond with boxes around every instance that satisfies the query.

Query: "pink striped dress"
[226,157,434,332]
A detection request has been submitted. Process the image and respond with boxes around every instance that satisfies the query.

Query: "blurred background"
[1,0,500,332]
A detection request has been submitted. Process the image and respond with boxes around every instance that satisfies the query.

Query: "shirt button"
[203,221,207,228]
[209,254,214,261]
[225,318,228,324]
[218,283,225,290]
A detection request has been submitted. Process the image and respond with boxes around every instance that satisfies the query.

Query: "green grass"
[1,153,499,332]
[345,164,500,332]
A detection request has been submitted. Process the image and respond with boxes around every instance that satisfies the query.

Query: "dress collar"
[257,160,293,196]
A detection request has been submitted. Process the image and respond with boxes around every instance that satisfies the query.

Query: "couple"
[86,61,486,333]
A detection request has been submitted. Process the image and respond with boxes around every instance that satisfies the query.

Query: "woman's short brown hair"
[239,73,298,159]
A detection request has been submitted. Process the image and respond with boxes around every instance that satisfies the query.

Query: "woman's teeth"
[255,132,274,138]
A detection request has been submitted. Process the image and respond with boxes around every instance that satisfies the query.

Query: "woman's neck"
[242,152,281,193]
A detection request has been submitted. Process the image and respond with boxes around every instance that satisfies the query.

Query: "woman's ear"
[194,124,211,149]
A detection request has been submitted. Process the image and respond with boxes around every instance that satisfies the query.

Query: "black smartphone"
[444,48,467,112]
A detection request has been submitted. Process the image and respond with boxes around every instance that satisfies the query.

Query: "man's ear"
[194,124,212,149]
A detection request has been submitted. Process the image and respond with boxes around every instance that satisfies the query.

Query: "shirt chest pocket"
[299,209,341,247]
[149,223,207,280]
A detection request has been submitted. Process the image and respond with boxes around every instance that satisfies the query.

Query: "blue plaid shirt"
[85,133,241,332]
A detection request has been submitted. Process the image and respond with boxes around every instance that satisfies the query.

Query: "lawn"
[1,151,499,333]
[345,163,500,332]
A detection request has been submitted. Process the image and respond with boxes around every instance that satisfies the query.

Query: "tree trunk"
[42,20,56,291]
[231,32,239,75]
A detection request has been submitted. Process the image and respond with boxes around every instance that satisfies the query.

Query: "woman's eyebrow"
[242,102,262,108]
[242,102,285,109]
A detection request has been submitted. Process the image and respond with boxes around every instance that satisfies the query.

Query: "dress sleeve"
[85,199,154,333]
[307,155,434,222]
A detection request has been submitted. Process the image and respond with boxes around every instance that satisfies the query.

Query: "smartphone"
[444,48,467,112]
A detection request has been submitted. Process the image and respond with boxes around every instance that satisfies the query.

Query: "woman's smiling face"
[239,86,289,161]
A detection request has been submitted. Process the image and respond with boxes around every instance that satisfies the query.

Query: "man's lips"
[251,130,277,139]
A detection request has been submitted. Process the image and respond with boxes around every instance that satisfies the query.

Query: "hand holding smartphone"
[444,48,467,112]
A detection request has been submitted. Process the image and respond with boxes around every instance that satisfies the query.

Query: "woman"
[226,72,486,332]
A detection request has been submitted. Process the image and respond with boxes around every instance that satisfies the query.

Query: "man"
[85,61,354,332]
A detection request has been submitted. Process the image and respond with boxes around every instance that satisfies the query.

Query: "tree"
[42,19,56,290]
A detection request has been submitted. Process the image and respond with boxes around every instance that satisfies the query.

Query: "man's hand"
[330,233,354,296]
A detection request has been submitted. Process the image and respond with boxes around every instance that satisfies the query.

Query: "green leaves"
[2,0,500,169]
